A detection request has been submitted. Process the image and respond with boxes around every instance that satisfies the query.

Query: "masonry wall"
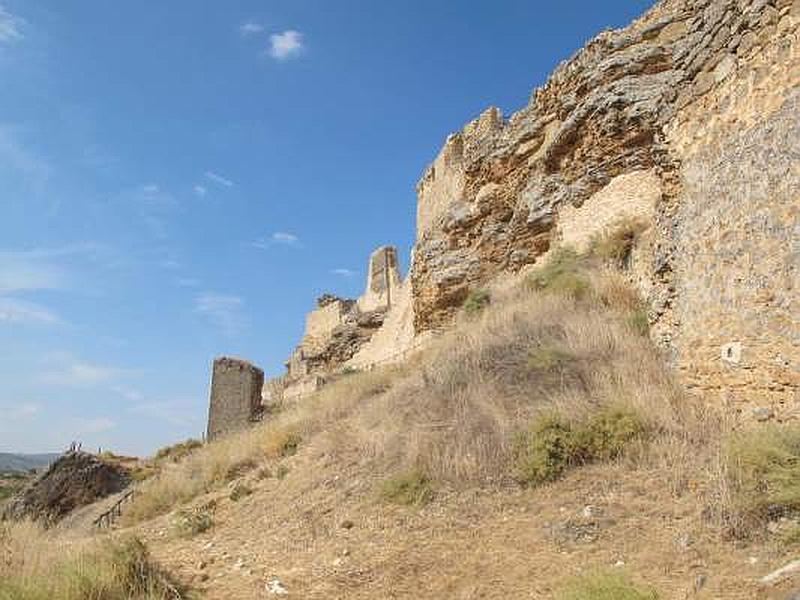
[207,357,265,440]
[663,16,800,413]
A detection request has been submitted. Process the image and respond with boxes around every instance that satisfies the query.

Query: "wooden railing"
[93,488,135,529]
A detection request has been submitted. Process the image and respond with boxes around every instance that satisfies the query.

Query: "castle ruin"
[206,357,265,440]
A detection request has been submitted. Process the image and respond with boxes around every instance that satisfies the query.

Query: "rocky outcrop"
[411,0,798,413]
[2,451,130,524]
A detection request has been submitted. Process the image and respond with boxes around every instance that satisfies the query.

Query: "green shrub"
[229,482,253,502]
[515,408,645,486]
[379,469,434,507]
[726,425,800,524]
[0,536,186,600]
[514,414,576,485]
[276,464,290,480]
[463,289,491,315]
[527,248,590,300]
[575,407,646,462]
[172,506,214,538]
[558,571,659,600]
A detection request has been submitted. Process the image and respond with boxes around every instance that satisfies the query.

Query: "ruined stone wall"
[358,246,403,312]
[410,0,799,413]
[207,357,264,440]
[661,9,799,414]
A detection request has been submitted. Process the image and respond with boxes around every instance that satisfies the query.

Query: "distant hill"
[0,452,60,473]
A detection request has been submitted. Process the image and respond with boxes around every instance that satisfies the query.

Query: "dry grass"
[125,247,708,529]
[713,424,800,538]
[0,520,186,600]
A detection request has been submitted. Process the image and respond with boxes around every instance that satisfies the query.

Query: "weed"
[589,217,648,268]
[380,469,434,507]
[527,248,590,300]
[527,347,575,371]
[463,289,491,315]
[558,570,659,600]
[172,506,214,538]
[626,308,650,336]
[724,425,800,531]
[229,482,253,502]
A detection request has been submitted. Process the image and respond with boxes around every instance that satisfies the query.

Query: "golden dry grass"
[0,520,185,600]
[125,248,711,531]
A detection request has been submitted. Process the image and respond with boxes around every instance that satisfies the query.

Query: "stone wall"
[206,357,265,440]
[250,0,797,418]
[409,0,799,414]
[661,10,799,414]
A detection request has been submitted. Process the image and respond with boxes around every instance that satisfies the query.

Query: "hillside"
[0,0,797,598]
[0,453,59,474]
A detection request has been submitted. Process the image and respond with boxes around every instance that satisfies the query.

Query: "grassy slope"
[5,251,799,599]
[119,256,798,599]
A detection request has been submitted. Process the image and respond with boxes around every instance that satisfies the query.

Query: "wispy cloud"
[0,126,51,197]
[269,30,303,60]
[42,353,136,387]
[193,184,207,197]
[205,171,234,188]
[72,416,116,434]
[0,297,61,325]
[175,277,200,288]
[194,293,246,336]
[331,268,355,277]
[130,401,195,427]
[5,402,41,421]
[0,242,108,295]
[0,5,24,43]
[240,21,264,36]
[251,231,301,249]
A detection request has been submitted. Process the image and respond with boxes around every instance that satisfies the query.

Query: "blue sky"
[0,0,653,456]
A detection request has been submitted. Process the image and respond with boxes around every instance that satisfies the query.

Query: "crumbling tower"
[206,356,264,440]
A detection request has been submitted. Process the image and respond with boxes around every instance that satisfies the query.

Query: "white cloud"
[0,243,107,294]
[251,231,301,250]
[0,297,61,325]
[193,184,207,197]
[0,126,51,195]
[41,353,135,387]
[6,402,41,421]
[331,268,355,277]
[72,416,116,434]
[204,171,234,188]
[0,6,24,43]
[269,30,303,60]
[194,293,246,336]
[130,401,194,427]
[271,231,299,244]
[240,22,264,36]
[176,277,200,288]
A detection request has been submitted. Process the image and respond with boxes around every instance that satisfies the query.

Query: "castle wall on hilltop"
[408,0,799,416]
[209,0,798,430]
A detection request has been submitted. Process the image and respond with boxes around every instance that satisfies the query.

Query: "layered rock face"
[411,0,799,413]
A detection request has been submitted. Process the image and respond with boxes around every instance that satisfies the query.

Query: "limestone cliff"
[411,0,798,413]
